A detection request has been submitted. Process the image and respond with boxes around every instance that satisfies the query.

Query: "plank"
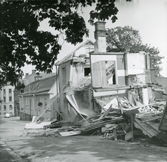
[141,116,161,123]
[93,89,126,97]
[159,103,167,132]
[59,131,81,137]
[35,96,57,123]
[134,119,159,138]
[91,61,107,87]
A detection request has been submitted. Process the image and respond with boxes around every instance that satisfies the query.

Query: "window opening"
[84,68,91,76]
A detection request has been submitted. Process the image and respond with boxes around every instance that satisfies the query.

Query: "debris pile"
[71,76,91,91]
[138,105,163,114]
[134,100,166,139]
[24,92,167,143]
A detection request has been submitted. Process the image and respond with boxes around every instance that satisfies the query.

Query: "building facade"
[0,83,15,116]
[14,70,56,117]
[19,75,58,121]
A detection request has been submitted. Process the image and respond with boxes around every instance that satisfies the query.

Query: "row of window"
[2,89,12,94]
[2,96,13,102]
[0,105,13,111]
[0,112,13,115]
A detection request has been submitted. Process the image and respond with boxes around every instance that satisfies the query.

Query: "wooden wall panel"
[91,61,107,87]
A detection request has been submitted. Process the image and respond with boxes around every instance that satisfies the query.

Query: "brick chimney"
[94,21,106,53]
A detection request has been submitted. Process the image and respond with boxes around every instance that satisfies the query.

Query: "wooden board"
[91,61,107,87]
[93,89,126,97]
[159,103,167,132]
[134,119,159,138]
[59,131,81,137]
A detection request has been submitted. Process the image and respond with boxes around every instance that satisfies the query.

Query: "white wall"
[0,85,15,116]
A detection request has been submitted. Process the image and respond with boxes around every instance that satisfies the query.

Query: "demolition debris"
[24,93,167,143]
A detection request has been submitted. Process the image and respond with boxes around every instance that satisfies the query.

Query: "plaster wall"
[59,62,71,92]
[70,63,85,86]
[0,85,15,116]
[125,53,145,75]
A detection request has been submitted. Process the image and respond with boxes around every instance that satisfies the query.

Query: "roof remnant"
[56,40,94,65]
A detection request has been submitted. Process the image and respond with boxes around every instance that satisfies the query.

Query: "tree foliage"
[106,26,162,75]
[106,26,142,52]
[0,0,131,88]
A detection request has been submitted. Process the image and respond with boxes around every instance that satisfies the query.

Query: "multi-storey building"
[0,82,15,116]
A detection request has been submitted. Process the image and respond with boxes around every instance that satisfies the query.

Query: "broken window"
[84,67,91,76]
[90,54,116,87]
[105,61,116,85]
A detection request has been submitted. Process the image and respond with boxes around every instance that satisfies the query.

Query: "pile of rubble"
[24,96,166,143]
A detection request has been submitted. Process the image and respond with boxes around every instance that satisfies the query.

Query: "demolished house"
[23,21,167,142]
[54,40,97,124]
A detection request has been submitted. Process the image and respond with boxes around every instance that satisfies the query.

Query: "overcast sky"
[22,0,167,77]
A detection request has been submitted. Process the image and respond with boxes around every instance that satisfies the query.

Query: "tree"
[106,26,163,76]
[0,0,131,88]
[106,26,142,52]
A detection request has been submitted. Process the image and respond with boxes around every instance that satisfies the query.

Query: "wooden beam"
[93,89,126,97]
[141,116,161,123]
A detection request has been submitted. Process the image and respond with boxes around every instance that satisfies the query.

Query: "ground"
[0,117,167,162]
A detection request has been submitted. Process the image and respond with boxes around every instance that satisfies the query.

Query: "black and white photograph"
[0,0,167,161]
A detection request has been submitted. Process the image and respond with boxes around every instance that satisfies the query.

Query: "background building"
[19,75,58,121]
[0,82,15,116]
[14,70,56,117]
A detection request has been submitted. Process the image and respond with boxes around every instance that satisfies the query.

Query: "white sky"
[22,0,167,77]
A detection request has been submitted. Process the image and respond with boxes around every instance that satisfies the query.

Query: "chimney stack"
[94,21,106,53]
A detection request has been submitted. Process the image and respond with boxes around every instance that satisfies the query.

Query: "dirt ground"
[0,117,167,162]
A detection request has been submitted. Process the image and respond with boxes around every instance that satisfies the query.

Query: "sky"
[22,0,167,77]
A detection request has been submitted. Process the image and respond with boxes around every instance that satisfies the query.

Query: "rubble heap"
[25,94,166,144]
